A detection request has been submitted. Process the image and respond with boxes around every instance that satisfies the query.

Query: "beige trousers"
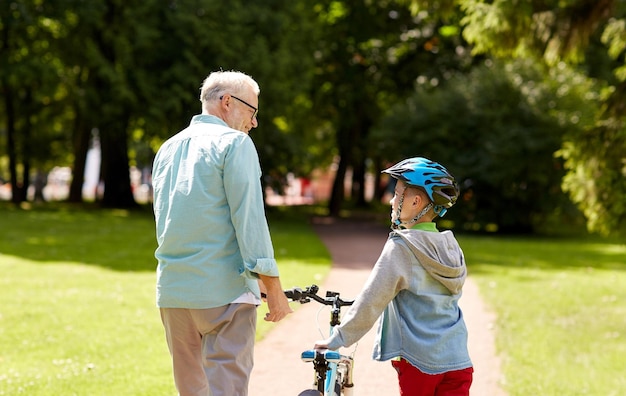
[160,304,257,396]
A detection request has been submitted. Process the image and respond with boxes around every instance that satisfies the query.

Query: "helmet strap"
[411,202,434,224]
[391,186,406,230]
[391,190,434,230]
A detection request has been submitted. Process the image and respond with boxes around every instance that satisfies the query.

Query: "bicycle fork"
[302,350,355,396]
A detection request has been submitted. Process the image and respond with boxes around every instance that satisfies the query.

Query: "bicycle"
[284,284,356,396]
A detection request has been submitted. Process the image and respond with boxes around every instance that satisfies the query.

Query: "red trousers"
[391,359,473,396]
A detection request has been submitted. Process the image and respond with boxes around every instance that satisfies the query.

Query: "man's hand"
[258,275,293,322]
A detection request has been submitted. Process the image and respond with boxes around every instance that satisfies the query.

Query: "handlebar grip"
[284,287,304,300]
[260,287,308,300]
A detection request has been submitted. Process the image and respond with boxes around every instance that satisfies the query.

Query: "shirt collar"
[190,114,228,127]
[410,222,439,232]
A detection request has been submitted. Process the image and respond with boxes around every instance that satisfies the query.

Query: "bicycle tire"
[297,389,322,396]
[333,381,341,396]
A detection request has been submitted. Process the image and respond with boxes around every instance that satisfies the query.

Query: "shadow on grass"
[0,202,331,272]
[0,203,158,271]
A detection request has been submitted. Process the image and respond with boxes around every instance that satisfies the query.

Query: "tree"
[411,0,625,233]
[0,0,72,203]
[308,0,473,215]
[373,58,600,232]
[59,0,319,207]
[64,0,163,208]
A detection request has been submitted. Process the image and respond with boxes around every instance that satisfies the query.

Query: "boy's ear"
[412,193,421,206]
[413,190,430,209]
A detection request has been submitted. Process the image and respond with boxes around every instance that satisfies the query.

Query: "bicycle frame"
[283,285,355,396]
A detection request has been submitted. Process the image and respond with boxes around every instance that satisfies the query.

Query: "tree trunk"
[352,155,367,206]
[99,117,137,208]
[328,154,348,216]
[21,89,33,202]
[372,156,385,202]
[328,122,359,215]
[3,83,25,204]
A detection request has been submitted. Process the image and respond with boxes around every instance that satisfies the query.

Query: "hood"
[393,229,466,294]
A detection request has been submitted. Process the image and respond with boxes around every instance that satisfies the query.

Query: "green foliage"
[558,118,626,235]
[1,0,324,205]
[308,0,475,211]
[0,0,74,172]
[373,58,597,232]
[2,0,625,235]
[448,0,626,234]
[461,234,626,395]
[459,0,614,65]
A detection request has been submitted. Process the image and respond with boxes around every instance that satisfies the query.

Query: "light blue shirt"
[152,115,279,309]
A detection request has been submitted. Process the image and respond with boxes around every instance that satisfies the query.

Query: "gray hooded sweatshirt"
[324,223,472,375]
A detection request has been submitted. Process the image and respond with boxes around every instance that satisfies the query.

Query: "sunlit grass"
[459,235,626,396]
[0,255,172,396]
[0,203,330,395]
[2,203,625,395]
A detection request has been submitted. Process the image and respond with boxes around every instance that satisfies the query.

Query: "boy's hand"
[314,340,330,350]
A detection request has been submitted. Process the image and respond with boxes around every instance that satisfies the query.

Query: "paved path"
[249,217,506,395]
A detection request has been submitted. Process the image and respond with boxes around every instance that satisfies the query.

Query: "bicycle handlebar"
[261,284,354,307]
[284,284,354,307]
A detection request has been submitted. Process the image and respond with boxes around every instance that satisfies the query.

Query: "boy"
[314,157,473,396]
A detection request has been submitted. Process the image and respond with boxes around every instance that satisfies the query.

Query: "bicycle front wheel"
[333,381,341,396]
[297,389,322,396]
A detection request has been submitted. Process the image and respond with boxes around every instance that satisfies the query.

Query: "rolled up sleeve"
[224,136,280,279]
[240,257,280,279]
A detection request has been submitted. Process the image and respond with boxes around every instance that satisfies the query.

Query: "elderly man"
[152,70,292,396]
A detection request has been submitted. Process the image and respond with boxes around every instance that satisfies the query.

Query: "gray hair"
[199,70,260,104]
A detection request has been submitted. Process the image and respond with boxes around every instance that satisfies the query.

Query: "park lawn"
[1,203,625,395]
[459,234,626,396]
[0,204,330,396]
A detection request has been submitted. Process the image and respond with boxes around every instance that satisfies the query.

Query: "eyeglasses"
[220,94,258,120]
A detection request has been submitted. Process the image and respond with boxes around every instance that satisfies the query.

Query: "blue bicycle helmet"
[382,157,459,218]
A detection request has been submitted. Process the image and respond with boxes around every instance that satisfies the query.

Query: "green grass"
[459,234,626,396]
[0,203,331,396]
[2,203,625,395]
